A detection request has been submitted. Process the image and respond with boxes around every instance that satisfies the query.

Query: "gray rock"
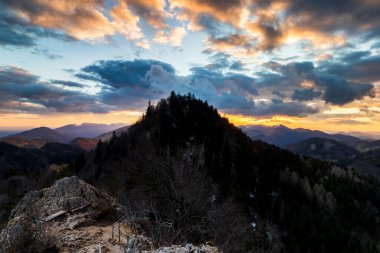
[0,176,122,252]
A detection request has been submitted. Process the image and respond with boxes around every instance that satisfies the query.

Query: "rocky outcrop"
[0,176,123,252]
[0,176,220,253]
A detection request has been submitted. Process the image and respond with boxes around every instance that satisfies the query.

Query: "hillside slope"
[0,127,71,148]
[286,137,361,164]
[78,93,380,253]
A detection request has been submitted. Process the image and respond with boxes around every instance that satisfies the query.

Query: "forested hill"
[79,92,380,253]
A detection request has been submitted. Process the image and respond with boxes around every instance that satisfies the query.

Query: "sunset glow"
[0,0,379,136]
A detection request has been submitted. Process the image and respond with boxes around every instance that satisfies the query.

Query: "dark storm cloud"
[3,56,374,117]
[272,90,286,98]
[80,60,175,89]
[341,51,371,63]
[0,66,107,113]
[76,59,178,109]
[185,65,320,117]
[252,100,319,117]
[0,22,36,47]
[326,54,380,83]
[284,0,380,36]
[77,59,265,115]
[292,88,322,101]
[314,73,374,105]
[50,80,85,88]
[262,61,375,105]
[249,22,283,51]
[77,58,374,114]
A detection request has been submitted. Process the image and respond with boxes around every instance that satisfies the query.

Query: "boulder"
[0,176,123,252]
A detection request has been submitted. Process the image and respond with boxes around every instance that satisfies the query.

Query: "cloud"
[246,21,283,51]
[0,0,379,54]
[284,0,380,36]
[0,0,116,41]
[125,0,168,29]
[109,0,144,41]
[251,100,319,117]
[171,0,246,29]
[31,48,62,60]
[50,80,85,88]
[206,34,254,50]
[153,27,186,47]
[204,52,247,71]
[0,66,107,113]
[0,8,71,47]
[2,55,375,118]
[75,58,373,116]
[314,73,375,105]
[75,58,318,117]
[262,61,375,105]
[76,59,179,109]
[0,0,172,48]
[79,59,176,89]
[292,88,322,101]
[170,0,380,55]
[326,53,380,83]
[0,21,36,47]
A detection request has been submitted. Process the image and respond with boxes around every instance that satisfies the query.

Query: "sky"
[0,0,380,136]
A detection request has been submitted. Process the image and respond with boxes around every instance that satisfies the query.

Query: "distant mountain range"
[241,124,362,147]
[1,93,380,252]
[55,123,126,139]
[1,122,379,168]
[241,124,380,178]
[0,123,128,150]
[0,131,17,138]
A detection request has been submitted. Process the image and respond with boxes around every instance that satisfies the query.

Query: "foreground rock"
[0,176,220,253]
[0,176,123,252]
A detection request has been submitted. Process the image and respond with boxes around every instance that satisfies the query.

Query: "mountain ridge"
[0,123,127,149]
[286,137,361,164]
[241,124,363,147]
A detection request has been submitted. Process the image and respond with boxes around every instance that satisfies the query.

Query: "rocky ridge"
[0,177,218,253]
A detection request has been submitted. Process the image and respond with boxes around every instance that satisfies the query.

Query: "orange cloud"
[11,0,116,41]
[153,27,186,47]
[110,0,143,41]
[171,0,249,29]
[125,0,169,29]
[4,0,174,48]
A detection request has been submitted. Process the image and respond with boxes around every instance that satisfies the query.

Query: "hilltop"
[77,92,380,253]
